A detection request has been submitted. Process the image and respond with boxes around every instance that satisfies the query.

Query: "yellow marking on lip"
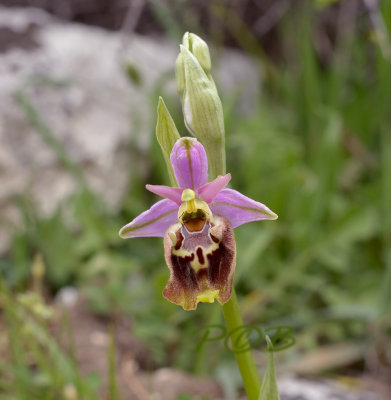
[197,289,220,303]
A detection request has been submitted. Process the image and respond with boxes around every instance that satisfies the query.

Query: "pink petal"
[197,173,231,203]
[119,199,178,238]
[146,184,183,205]
[170,137,208,190]
[210,189,278,228]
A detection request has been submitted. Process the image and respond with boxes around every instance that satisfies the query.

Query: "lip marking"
[196,247,205,265]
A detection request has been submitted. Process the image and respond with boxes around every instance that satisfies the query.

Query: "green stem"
[222,288,261,400]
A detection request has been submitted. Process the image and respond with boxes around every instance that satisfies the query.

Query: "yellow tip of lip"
[197,289,220,304]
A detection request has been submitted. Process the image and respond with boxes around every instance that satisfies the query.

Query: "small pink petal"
[119,199,178,238]
[198,173,231,203]
[170,137,208,190]
[210,189,278,228]
[146,184,183,205]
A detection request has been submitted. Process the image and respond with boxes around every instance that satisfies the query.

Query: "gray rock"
[55,285,79,307]
[0,6,260,253]
[278,375,385,400]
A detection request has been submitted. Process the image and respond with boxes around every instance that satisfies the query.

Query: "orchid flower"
[119,137,277,310]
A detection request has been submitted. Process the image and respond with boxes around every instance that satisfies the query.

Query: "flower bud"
[177,44,226,179]
[156,97,181,186]
[183,32,212,77]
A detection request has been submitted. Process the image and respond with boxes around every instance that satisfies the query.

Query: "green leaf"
[156,97,181,186]
[258,337,280,400]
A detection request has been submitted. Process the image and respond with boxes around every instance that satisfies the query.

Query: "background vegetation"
[1,0,391,398]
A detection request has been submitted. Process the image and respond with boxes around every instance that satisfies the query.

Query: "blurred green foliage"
[0,279,102,400]
[1,1,391,398]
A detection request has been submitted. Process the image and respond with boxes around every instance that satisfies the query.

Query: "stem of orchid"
[214,127,261,399]
[222,289,261,400]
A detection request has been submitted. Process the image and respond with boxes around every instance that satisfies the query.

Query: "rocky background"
[1,2,390,400]
[0,5,258,253]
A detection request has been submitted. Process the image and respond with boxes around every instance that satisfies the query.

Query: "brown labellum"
[163,214,236,310]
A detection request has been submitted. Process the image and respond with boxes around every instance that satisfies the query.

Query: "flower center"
[178,189,212,227]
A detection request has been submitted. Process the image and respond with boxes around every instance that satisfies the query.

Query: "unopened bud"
[178,45,225,179]
[183,32,212,77]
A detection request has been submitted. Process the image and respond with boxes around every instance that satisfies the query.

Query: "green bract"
[156,97,181,187]
[175,32,226,179]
